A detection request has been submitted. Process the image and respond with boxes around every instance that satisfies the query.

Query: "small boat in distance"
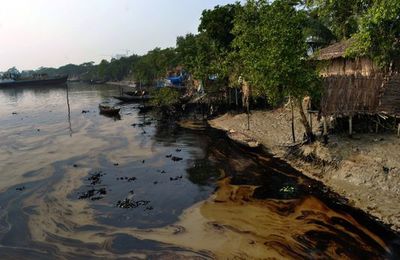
[99,104,120,116]
[0,74,68,87]
[113,94,152,102]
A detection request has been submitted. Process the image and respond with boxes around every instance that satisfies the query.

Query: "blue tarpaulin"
[168,76,183,85]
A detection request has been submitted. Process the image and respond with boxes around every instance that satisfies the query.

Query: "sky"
[0,0,241,71]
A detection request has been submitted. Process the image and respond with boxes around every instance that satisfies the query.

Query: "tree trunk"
[295,98,314,142]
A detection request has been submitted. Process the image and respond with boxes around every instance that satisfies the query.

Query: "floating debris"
[170,176,183,181]
[116,198,150,209]
[82,110,90,114]
[171,156,183,162]
[12,112,18,115]
[90,196,103,201]
[127,177,136,182]
[73,164,78,168]
[175,148,182,152]
[98,188,107,195]
[166,154,172,158]
[16,186,25,191]
[279,185,296,194]
[113,163,119,166]
[78,189,95,199]
[87,171,104,185]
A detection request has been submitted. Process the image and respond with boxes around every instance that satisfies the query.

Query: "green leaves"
[347,0,400,69]
[233,0,320,104]
[150,87,180,107]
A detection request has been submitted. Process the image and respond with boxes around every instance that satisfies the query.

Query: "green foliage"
[36,62,97,79]
[346,0,400,69]
[307,0,372,40]
[233,0,320,105]
[176,33,218,84]
[199,4,241,51]
[132,47,178,85]
[176,4,242,91]
[150,87,181,107]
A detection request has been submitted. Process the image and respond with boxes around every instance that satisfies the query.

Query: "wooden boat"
[0,75,68,87]
[113,94,152,102]
[99,104,120,115]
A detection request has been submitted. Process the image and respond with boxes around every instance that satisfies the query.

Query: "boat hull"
[113,95,151,102]
[0,76,68,87]
[99,105,120,115]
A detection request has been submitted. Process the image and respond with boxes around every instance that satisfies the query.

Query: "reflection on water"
[0,83,398,259]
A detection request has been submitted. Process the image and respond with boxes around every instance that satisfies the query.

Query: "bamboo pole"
[247,93,250,131]
[349,116,353,137]
[308,99,312,131]
[322,116,328,136]
[397,123,400,138]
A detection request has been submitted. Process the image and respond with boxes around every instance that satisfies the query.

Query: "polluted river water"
[0,83,398,259]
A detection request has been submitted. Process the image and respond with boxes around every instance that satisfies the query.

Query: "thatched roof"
[315,39,354,61]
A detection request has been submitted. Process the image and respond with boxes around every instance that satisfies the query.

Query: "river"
[0,83,398,259]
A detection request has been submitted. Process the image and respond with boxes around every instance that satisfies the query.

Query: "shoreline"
[208,109,400,232]
[106,81,136,88]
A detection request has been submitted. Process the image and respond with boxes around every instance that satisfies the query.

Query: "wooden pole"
[65,84,72,137]
[247,98,250,131]
[307,98,312,130]
[235,88,238,107]
[397,123,400,138]
[322,116,328,144]
[349,116,353,137]
[290,97,296,143]
[202,102,204,120]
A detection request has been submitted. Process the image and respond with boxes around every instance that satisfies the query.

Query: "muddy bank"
[209,109,400,232]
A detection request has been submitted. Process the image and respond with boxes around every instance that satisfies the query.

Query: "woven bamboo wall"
[321,75,384,116]
[378,73,400,116]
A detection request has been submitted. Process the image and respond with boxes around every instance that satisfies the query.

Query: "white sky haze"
[0,0,240,71]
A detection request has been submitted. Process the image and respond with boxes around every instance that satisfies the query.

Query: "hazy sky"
[0,0,240,71]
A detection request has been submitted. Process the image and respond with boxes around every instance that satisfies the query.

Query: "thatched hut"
[316,40,400,135]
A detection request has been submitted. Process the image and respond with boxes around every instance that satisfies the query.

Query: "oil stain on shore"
[0,83,398,259]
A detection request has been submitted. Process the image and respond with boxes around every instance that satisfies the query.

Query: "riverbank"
[209,108,400,232]
[106,81,136,88]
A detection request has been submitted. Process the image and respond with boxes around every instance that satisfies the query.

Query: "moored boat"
[99,104,120,115]
[113,94,152,102]
[0,75,68,87]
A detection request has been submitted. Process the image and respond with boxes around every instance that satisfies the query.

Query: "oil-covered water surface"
[0,83,398,259]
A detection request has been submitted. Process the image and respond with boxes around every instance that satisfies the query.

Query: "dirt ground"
[209,108,400,232]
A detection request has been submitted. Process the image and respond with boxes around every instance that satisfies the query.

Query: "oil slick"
[0,84,398,259]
